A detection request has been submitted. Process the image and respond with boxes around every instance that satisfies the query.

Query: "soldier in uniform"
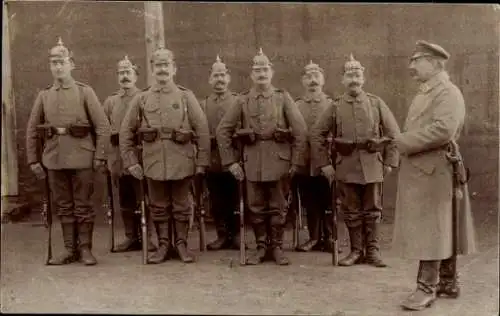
[26,38,111,266]
[294,61,334,253]
[103,56,156,253]
[216,48,307,265]
[200,55,242,251]
[120,46,210,264]
[310,54,400,268]
[394,41,476,311]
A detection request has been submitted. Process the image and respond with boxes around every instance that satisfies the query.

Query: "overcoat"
[392,71,477,260]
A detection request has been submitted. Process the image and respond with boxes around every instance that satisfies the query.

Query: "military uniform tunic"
[310,91,400,226]
[120,82,210,222]
[25,79,111,222]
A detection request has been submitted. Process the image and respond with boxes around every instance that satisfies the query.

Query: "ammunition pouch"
[365,137,393,153]
[110,133,119,147]
[35,124,55,140]
[68,123,92,138]
[172,128,194,144]
[210,136,218,149]
[273,128,293,143]
[234,128,256,145]
[138,127,158,143]
[334,138,356,156]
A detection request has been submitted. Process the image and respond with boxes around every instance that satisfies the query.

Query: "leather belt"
[159,127,173,140]
[53,127,69,135]
[255,133,274,141]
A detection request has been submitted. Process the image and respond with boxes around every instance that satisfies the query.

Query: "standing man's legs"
[362,182,386,267]
[72,168,97,266]
[296,175,321,252]
[171,177,195,263]
[268,178,290,265]
[47,169,79,265]
[147,179,171,264]
[338,182,364,266]
[206,172,231,250]
[402,260,440,310]
[246,181,268,265]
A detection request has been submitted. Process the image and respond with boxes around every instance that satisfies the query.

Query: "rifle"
[138,177,149,265]
[41,168,53,265]
[105,172,121,252]
[330,178,339,266]
[194,174,207,252]
[290,176,302,249]
[237,178,247,265]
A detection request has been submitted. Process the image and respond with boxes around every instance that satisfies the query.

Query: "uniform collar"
[304,91,324,103]
[344,90,367,103]
[53,78,75,90]
[151,81,177,93]
[210,90,230,101]
[250,85,274,99]
[118,86,139,97]
[419,71,449,94]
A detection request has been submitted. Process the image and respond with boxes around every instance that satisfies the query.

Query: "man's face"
[209,71,230,93]
[251,66,273,86]
[342,70,365,95]
[118,68,137,89]
[49,57,74,81]
[153,59,176,84]
[302,70,325,92]
[408,55,438,82]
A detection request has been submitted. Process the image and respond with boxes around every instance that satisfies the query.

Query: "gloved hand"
[128,164,144,180]
[320,164,335,183]
[383,166,393,177]
[30,163,46,180]
[229,162,245,181]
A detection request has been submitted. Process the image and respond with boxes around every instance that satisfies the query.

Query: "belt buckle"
[55,127,67,135]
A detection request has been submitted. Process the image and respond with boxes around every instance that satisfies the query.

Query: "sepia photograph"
[1,1,499,315]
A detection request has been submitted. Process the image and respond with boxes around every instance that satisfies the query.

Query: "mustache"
[348,82,361,87]
[257,76,268,80]
[120,78,131,83]
[215,80,226,85]
[309,81,319,86]
[156,71,169,76]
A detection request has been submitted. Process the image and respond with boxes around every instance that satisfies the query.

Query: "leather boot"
[78,222,97,266]
[174,220,195,263]
[49,222,79,265]
[338,225,363,266]
[207,231,231,251]
[114,210,141,252]
[271,223,290,266]
[437,257,460,298]
[148,221,170,264]
[136,215,158,252]
[401,260,439,311]
[364,221,387,267]
[246,223,268,265]
[296,207,320,252]
[320,211,335,253]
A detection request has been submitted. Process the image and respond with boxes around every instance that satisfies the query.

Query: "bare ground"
[1,203,498,315]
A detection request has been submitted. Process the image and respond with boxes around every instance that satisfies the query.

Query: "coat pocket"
[79,139,96,152]
[409,158,436,175]
[278,148,291,161]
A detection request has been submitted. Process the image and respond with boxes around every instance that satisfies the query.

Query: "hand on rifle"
[288,164,299,177]
[229,162,245,181]
[320,164,335,183]
[93,159,107,173]
[30,162,46,180]
[383,166,393,177]
[128,164,144,180]
[196,166,206,175]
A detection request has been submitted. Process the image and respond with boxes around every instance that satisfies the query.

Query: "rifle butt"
[140,200,148,265]
[239,181,246,266]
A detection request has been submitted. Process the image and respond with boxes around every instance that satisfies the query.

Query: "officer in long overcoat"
[394,40,477,311]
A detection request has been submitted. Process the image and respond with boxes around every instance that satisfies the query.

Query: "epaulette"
[176,84,189,91]
[366,92,380,100]
[231,91,239,97]
[44,84,53,90]
[274,88,284,93]
[75,81,88,87]
[142,86,151,91]
[111,91,119,96]
[295,97,303,102]
[240,90,250,95]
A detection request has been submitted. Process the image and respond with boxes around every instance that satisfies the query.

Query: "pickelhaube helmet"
[344,53,365,73]
[211,55,229,74]
[303,60,324,75]
[49,37,72,59]
[151,44,174,63]
[117,55,137,72]
[252,48,272,69]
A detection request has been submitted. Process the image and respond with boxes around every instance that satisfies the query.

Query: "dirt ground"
[1,203,498,315]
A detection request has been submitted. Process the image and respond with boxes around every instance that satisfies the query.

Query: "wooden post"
[144,1,165,87]
[2,2,19,197]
